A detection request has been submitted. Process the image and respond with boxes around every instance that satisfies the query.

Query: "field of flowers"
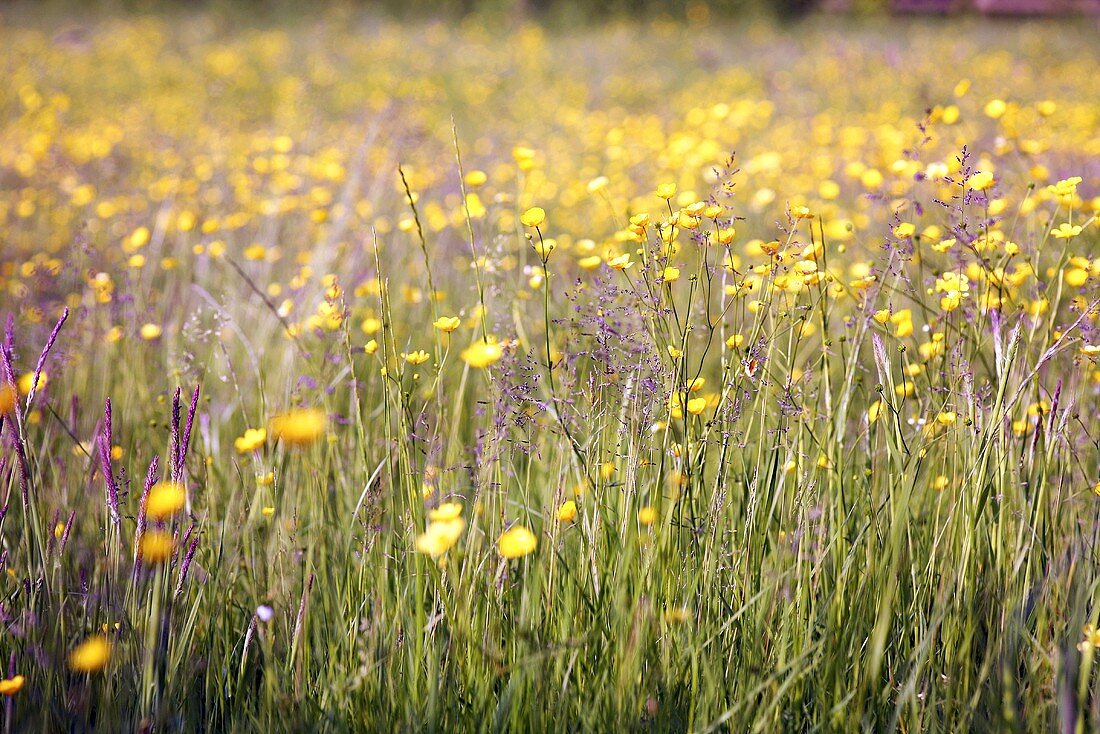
[1,4,1099,730]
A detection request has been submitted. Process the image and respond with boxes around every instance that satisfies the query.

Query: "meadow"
[0,4,1099,731]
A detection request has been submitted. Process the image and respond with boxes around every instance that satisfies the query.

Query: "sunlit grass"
[0,5,1098,731]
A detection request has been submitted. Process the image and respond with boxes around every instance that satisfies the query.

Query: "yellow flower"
[364,339,378,355]
[686,397,707,416]
[461,340,503,369]
[983,98,1007,119]
[498,525,537,559]
[69,635,111,673]
[433,316,461,333]
[428,502,463,522]
[145,481,186,520]
[415,517,466,558]
[966,171,994,191]
[403,350,431,365]
[140,323,163,340]
[638,506,657,526]
[662,266,680,283]
[17,371,44,395]
[893,223,916,238]
[463,170,487,187]
[140,530,175,564]
[656,182,677,199]
[0,384,15,414]
[234,427,267,454]
[1051,222,1082,240]
[269,408,327,446]
[607,253,635,271]
[557,500,577,522]
[0,675,25,696]
[520,207,545,228]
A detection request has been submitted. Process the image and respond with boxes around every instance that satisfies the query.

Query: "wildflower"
[416,517,466,558]
[17,371,43,394]
[686,397,707,416]
[461,340,502,369]
[1047,176,1082,199]
[931,238,956,253]
[428,502,463,522]
[433,316,460,333]
[0,384,15,414]
[498,525,537,559]
[656,183,676,199]
[935,271,970,312]
[983,99,1007,119]
[261,506,275,517]
[140,323,163,340]
[662,266,680,282]
[520,207,545,228]
[146,481,186,520]
[403,350,431,366]
[1051,222,1082,240]
[69,635,111,673]
[0,675,24,696]
[364,339,378,354]
[269,408,327,446]
[638,506,657,526]
[607,253,634,271]
[464,170,487,187]
[557,500,577,522]
[966,171,995,191]
[893,223,916,238]
[1079,624,1100,653]
[726,334,744,349]
[234,427,267,453]
[140,530,175,564]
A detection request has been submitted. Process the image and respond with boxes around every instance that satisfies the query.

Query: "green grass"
[0,7,1099,732]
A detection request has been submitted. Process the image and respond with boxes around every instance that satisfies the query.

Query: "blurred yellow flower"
[269,408,327,446]
[0,675,24,696]
[234,427,267,453]
[461,341,502,369]
[140,323,163,340]
[0,384,15,414]
[498,525,537,559]
[966,171,994,191]
[146,481,186,520]
[140,530,175,564]
[69,635,111,673]
[416,517,466,558]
